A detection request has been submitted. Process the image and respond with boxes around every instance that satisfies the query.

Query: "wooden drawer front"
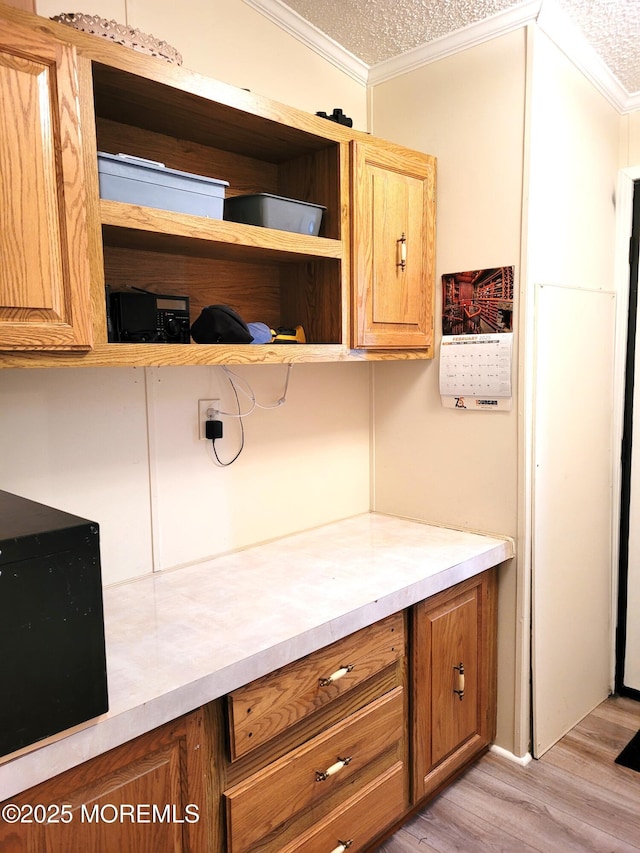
[225,687,404,853]
[280,761,406,853]
[228,611,404,759]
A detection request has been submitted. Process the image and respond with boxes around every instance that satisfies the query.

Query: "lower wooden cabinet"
[279,761,406,853]
[222,616,409,853]
[0,571,498,852]
[411,569,498,802]
[0,710,208,853]
[224,688,406,853]
[226,612,404,761]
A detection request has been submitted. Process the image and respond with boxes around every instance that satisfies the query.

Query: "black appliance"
[0,491,108,758]
[107,289,191,343]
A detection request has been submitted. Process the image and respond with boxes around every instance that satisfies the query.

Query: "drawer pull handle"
[397,233,407,271]
[453,662,465,700]
[316,756,352,782]
[319,664,354,687]
[330,841,353,853]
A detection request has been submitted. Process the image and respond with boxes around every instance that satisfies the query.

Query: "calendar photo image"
[442,266,514,336]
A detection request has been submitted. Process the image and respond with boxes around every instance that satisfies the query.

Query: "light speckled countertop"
[0,512,513,801]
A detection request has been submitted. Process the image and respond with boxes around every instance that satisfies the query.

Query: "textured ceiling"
[280,0,640,94]
[556,0,640,93]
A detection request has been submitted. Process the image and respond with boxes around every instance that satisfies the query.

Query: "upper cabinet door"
[351,140,436,350]
[0,17,92,350]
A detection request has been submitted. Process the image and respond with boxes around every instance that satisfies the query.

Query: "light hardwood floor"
[377,695,640,852]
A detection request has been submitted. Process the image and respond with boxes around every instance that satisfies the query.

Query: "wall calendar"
[439,266,514,411]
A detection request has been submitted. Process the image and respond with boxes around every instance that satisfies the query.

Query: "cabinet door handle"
[330,840,353,853]
[319,664,354,687]
[397,233,407,271]
[316,756,352,782]
[453,662,465,700]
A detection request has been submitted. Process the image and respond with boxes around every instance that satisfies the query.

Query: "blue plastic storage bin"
[98,152,228,218]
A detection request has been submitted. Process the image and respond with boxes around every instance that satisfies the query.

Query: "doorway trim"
[613,167,640,691]
[611,166,640,698]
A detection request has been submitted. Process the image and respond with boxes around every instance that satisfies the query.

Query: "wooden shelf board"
[100,200,343,263]
[0,344,433,368]
[90,61,351,162]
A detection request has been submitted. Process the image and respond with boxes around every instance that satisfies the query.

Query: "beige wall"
[36,0,368,127]
[369,30,525,533]
[0,364,371,585]
[369,31,526,754]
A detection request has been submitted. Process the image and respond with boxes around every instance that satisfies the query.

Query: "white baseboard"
[490,743,533,766]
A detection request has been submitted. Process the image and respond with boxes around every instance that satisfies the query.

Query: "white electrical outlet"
[198,399,220,440]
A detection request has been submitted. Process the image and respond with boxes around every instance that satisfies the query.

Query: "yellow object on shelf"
[271,326,306,344]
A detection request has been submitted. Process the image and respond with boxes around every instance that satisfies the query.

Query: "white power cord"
[205,364,293,466]
[208,364,293,419]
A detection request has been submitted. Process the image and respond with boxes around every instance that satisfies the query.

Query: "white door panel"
[532,283,615,756]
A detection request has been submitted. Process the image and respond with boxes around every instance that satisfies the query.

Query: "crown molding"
[536,0,634,114]
[244,0,638,114]
[368,0,542,85]
[623,92,640,114]
[242,0,369,86]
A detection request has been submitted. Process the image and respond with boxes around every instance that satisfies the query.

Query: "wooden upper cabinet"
[0,8,439,366]
[3,1,35,10]
[351,140,436,350]
[0,16,92,350]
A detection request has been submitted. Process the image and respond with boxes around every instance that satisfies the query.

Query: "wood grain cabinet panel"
[0,13,92,350]
[411,570,498,803]
[224,687,405,853]
[279,762,406,853]
[0,710,208,853]
[227,611,404,760]
[351,140,436,351]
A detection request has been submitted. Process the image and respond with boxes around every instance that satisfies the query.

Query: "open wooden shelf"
[0,4,435,366]
[100,200,343,263]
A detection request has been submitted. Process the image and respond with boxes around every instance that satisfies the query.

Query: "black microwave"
[0,491,109,757]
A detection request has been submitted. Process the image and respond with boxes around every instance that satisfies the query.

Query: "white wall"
[527,36,619,289]
[525,29,620,754]
[369,31,526,755]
